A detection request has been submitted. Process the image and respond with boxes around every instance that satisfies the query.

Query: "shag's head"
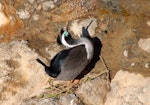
[57,28,72,45]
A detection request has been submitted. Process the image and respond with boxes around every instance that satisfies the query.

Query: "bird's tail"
[36,58,58,77]
[36,58,47,67]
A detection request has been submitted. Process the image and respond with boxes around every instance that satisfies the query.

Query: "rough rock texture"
[22,98,59,105]
[42,1,55,11]
[16,9,30,19]
[22,94,83,105]
[59,94,83,105]
[70,18,97,37]
[105,70,150,105]
[0,3,10,27]
[0,41,49,105]
[76,77,108,105]
[0,0,150,105]
[138,38,150,54]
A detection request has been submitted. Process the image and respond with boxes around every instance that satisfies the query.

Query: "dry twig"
[99,55,111,90]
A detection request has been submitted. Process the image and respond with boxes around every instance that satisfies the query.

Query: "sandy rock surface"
[0,0,150,105]
[105,70,150,105]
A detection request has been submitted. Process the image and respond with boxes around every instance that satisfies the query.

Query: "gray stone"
[131,62,136,67]
[70,18,97,37]
[0,41,49,105]
[138,38,150,54]
[105,70,150,105]
[123,50,128,57]
[22,98,59,105]
[16,9,30,19]
[33,14,39,21]
[76,77,107,105]
[59,94,83,105]
[42,1,55,11]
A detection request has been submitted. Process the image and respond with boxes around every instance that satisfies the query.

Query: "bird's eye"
[63,31,69,37]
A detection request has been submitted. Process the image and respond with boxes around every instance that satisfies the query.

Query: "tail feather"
[36,58,59,78]
[36,58,47,67]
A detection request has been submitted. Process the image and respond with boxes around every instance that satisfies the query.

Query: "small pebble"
[146,21,150,27]
[42,1,55,11]
[16,9,30,19]
[123,50,128,57]
[131,63,135,67]
[37,5,42,10]
[33,14,39,21]
[138,38,150,54]
[145,63,149,69]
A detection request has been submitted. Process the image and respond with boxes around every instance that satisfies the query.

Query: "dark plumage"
[37,29,94,81]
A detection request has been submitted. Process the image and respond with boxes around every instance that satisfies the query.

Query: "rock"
[76,77,107,105]
[123,50,128,57]
[1,0,150,104]
[28,0,35,4]
[22,98,59,105]
[45,43,62,59]
[54,0,58,3]
[22,94,83,105]
[0,40,49,105]
[145,63,149,69]
[138,38,150,54]
[105,1,125,14]
[0,3,10,27]
[131,62,136,67]
[33,14,39,21]
[70,18,97,37]
[59,94,83,105]
[146,21,150,27]
[105,70,150,105]
[54,0,67,6]
[16,9,30,19]
[42,1,55,11]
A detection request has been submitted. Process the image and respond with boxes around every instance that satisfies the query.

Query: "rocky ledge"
[0,0,150,105]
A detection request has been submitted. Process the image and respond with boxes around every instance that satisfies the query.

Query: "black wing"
[56,45,89,80]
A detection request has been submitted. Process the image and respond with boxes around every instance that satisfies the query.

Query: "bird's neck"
[61,35,94,60]
[61,34,77,48]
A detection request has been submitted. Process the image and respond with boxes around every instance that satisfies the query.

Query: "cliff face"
[0,41,50,105]
[0,0,150,105]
